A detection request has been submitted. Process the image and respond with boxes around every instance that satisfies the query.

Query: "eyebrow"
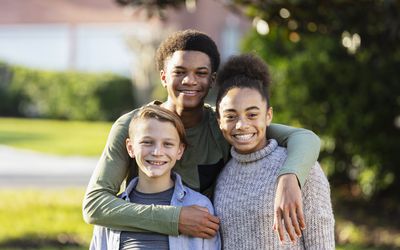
[222,106,260,113]
[173,66,210,70]
[141,136,177,141]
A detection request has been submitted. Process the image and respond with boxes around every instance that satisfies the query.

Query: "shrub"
[0,63,136,121]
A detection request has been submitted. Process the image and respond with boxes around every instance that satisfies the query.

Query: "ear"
[176,143,185,160]
[209,72,217,88]
[126,138,135,159]
[217,116,222,129]
[160,70,167,88]
[265,107,273,127]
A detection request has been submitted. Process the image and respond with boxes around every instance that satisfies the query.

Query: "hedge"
[0,62,136,121]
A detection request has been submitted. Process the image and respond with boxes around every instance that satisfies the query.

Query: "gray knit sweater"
[214,139,335,250]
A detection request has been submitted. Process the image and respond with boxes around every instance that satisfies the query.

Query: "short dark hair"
[215,53,271,117]
[156,29,220,73]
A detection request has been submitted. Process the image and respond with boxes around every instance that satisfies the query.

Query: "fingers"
[274,208,285,242]
[273,173,307,244]
[201,223,219,238]
[194,205,209,213]
[297,203,306,230]
[275,206,303,244]
[290,207,301,237]
[178,205,220,238]
[283,208,296,243]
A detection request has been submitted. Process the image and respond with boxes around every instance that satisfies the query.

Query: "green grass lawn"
[0,188,91,249]
[0,117,112,156]
[0,189,392,250]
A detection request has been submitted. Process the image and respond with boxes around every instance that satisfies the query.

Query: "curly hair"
[215,53,271,116]
[156,29,220,73]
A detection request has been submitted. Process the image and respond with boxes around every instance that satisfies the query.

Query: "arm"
[268,123,321,187]
[267,123,321,242]
[82,111,181,235]
[302,163,335,249]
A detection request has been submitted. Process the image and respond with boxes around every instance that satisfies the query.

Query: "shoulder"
[272,143,288,160]
[203,103,217,124]
[302,162,332,213]
[305,162,330,188]
[112,109,139,128]
[113,101,160,128]
[106,109,140,145]
[182,185,215,213]
[204,103,230,156]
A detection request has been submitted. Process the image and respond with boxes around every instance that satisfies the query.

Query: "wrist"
[278,173,301,188]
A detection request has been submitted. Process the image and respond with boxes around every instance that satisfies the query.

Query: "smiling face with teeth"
[161,50,215,112]
[126,118,185,182]
[218,87,273,154]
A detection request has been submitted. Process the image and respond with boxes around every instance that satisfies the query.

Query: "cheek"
[219,122,228,133]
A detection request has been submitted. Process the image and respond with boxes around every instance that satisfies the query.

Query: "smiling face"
[161,50,214,111]
[218,87,273,154]
[126,118,184,179]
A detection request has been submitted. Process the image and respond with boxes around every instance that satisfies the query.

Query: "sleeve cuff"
[171,206,182,236]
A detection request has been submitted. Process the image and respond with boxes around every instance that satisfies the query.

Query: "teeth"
[148,160,166,166]
[181,90,197,95]
[234,134,254,141]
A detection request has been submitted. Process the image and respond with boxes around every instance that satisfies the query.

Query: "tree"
[236,0,400,200]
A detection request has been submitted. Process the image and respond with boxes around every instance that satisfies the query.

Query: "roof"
[0,0,135,24]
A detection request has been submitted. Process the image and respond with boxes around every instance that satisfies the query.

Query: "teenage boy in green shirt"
[83,29,320,243]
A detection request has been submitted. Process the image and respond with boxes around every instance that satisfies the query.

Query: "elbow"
[83,210,97,225]
[82,197,102,225]
[302,129,321,152]
[310,130,321,151]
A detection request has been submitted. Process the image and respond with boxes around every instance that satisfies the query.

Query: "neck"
[136,172,174,193]
[161,101,204,128]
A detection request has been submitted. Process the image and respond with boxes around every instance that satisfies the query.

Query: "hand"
[273,174,305,244]
[178,205,220,239]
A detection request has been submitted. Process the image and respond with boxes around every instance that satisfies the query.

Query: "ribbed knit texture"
[214,139,335,250]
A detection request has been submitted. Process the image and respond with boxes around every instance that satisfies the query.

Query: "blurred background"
[0,0,399,249]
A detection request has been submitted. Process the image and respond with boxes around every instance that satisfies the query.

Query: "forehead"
[219,88,266,112]
[131,118,179,138]
[165,50,211,69]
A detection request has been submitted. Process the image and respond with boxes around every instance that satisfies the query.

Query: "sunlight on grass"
[0,188,92,249]
[0,117,112,156]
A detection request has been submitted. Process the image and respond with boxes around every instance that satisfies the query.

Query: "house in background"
[0,0,251,77]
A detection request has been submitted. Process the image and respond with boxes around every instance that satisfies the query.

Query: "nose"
[182,72,197,85]
[235,117,249,130]
[151,144,163,156]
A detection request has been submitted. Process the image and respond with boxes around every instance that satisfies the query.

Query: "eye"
[196,71,209,77]
[248,113,259,119]
[164,142,175,147]
[173,70,185,76]
[140,140,152,145]
[223,114,237,121]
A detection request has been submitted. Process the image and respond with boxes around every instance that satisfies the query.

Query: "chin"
[235,145,256,154]
[182,101,203,109]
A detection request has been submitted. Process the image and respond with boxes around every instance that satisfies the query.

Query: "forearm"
[83,181,181,235]
[268,123,321,187]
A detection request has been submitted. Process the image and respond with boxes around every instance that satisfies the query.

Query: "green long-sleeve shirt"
[82,103,320,236]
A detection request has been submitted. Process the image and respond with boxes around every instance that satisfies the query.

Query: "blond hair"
[129,105,187,146]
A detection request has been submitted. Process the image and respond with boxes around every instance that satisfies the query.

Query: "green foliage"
[0,118,111,156]
[240,1,400,200]
[0,63,136,121]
